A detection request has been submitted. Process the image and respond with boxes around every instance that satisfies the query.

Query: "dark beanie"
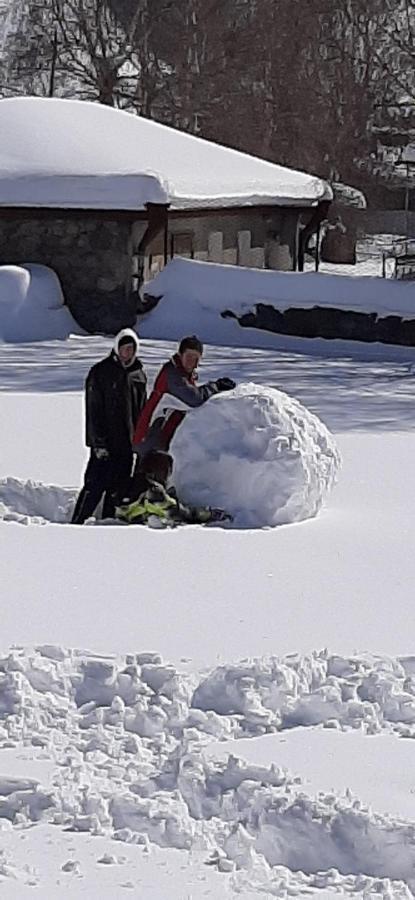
[118,335,136,349]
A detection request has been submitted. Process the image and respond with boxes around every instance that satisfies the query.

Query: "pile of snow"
[140,257,415,350]
[193,650,415,735]
[0,264,81,342]
[172,383,340,528]
[0,96,330,210]
[0,645,414,896]
[0,477,76,524]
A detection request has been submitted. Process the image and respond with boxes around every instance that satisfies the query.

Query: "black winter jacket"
[85,352,147,452]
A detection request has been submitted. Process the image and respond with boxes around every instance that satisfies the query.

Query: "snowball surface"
[171,383,341,528]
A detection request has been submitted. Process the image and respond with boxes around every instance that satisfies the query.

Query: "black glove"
[215,377,236,393]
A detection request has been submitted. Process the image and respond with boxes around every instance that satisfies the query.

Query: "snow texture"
[0,96,331,210]
[141,258,415,352]
[1,337,415,897]
[0,478,76,524]
[171,383,341,527]
[0,645,414,898]
[0,264,81,342]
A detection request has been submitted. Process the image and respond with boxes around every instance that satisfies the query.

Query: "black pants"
[71,449,133,524]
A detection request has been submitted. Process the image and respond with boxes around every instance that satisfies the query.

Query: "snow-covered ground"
[305,234,415,280]
[1,334,415,897]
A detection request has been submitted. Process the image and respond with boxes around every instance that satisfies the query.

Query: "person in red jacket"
[132,335,235,460]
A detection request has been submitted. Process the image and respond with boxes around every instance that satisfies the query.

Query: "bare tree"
[1,1,57,96]
[4,0,175,114]
[51,0,141,105]
[3,0,413,201]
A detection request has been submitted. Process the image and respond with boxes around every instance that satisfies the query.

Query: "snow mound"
[171,383,340,528]
[0,264,82,342]
[0,477,76,524]
[140,257,415,351]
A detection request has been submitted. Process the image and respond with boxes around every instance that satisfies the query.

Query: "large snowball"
[171,383,341,528]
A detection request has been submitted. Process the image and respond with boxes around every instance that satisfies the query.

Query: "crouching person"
[71,329,147,524]
[116,451,231,527]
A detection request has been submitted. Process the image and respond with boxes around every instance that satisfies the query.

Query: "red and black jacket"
[132,353,219,455]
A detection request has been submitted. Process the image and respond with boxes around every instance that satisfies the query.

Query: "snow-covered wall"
[141,258,415,348]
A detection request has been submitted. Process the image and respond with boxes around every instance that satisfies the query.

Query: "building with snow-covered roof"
[0,96,332,332]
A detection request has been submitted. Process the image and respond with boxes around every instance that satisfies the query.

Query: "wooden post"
[48,28,58,98]
[137,203,169,288]
[405,163,411,254]
[163,219,168,266]
[315,223,320,272]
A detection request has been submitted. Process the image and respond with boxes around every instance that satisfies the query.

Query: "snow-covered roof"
[331,182,367,209]
[0,97,332,212]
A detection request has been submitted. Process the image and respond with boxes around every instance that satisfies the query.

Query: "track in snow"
[0,645,414,897]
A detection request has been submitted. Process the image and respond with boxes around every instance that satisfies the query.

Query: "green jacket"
[116,480,229,527]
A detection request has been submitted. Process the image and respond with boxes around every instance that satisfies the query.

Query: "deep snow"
[1,336,415,897]
[141,258,415,351]
[0,264,81,342]
[0,645,415,898]
[207,729,415,820]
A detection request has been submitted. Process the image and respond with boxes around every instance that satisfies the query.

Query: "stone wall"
[0,213,136,333]
[0,205,301,333]
[147,207,300,276]
[340,208,415,238]
[224,303,415,347]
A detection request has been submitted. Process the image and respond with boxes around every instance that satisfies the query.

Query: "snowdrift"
[0,644,414,897]
[0,477,76,524]
[140,257,415,349]
[0,264,82,342]
[172,383,341,528]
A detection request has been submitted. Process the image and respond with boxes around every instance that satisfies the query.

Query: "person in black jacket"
[71,329,147,524]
